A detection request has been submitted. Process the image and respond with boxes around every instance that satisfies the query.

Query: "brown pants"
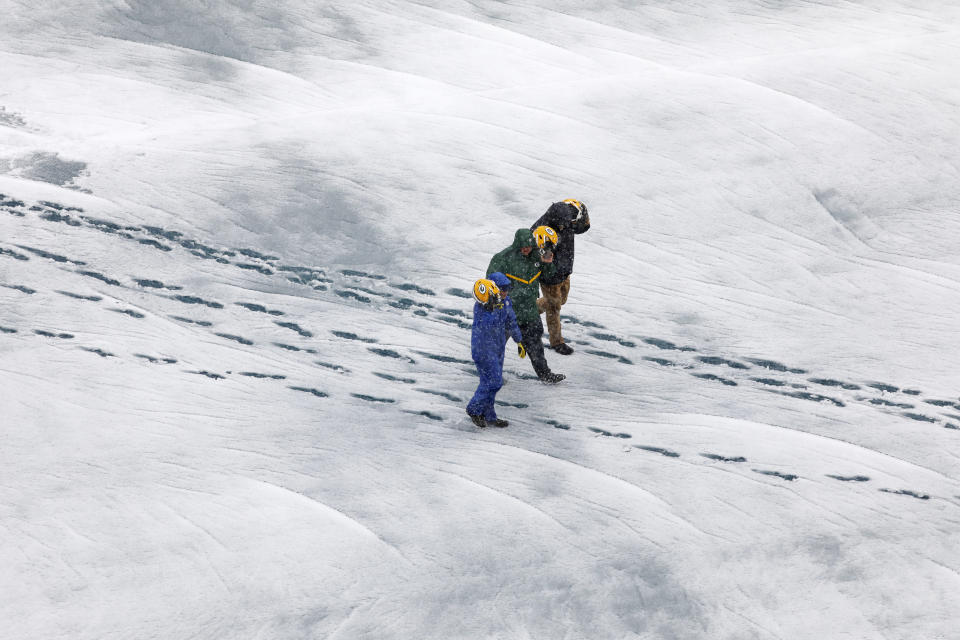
[537,277,571,347]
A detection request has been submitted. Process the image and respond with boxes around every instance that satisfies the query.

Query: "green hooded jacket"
[487,228,555,325]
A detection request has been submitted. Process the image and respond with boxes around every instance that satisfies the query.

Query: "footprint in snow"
[188,370,225,380]
[753,469,799,481]
[35,330,74,339]
[274,321,312,337]
[215,333,254,345]
[235,302,284,316]
[826,474,870,482]
[374,372,416,384]
[403,409,443,421]
[57,290,103,302]
[700,453,747,463]
[289,386,328,398]
[879,488,930,500]
[82,347,115,358]
[239,372,287,379]
[416,388,462,403]
[171,316,213,327]
[697,356,749,370]
[135,354,177,364]
[351,393,395,403]
[110,308,145,319]
[634,445,679,457]
[692,372,738,386]
[172,294,223,309]
[316,361,349,373]
[332,330,377,343]
[589,427,632,439]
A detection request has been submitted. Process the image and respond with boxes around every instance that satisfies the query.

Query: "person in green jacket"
[487,228,565,384]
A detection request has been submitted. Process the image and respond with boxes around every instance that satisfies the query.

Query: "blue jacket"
[471,275,523,364]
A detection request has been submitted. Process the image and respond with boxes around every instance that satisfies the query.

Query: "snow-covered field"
[2,2,959,638]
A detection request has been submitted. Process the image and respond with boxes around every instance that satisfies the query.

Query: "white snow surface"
[2,2,960,638]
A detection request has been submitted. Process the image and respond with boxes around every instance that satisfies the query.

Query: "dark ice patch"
[351,393,395,403]
[902,412,937,423]
[239,372,286,379]
[642,356,676,368]
[808,378,861,390]
[416,388,462,402]
[290,386,328,398]
[826,474,870,482]
[215,333,253,345]
[173,295,223,309]
[0,247,30,261]
[82,347,115,358]
[189,370,225,380]
[391,282,435,296]
[11,152,87,187]
[700,453,746,463]
[697,356,749,370]
[374,372,416,384]
[446,288,472,298]
[414,351,472,365]
[635,445,679,457]
[692,373,738,386]
[275,321,312,337]
[332,330,377,343]
[879,488,929,500]
[170,316,213,327]
[744,358,805,374]
[111,308,146,319]
[135,354,177,364]
[753,469,798,481]
[589,427,631,439]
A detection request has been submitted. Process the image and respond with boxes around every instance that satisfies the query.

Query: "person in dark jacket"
[466,273,524,428]
[531,199,591,354]
[487,229,565,384]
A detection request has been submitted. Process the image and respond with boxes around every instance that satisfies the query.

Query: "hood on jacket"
[488,271,512,292]
[542,201,578,229]
[511,228,535,250]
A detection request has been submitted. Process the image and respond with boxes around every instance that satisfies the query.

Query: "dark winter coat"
[487,229,556,325]
[531,201,591,285]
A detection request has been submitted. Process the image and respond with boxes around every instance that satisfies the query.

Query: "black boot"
[539,372,565,384]
[490,418,509,428]
[467,413,487,428]
[552,343,574,355]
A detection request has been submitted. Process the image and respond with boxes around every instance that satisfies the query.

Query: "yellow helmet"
[472,278,502,309]
[563,198,586,221]
[532,225,558,251]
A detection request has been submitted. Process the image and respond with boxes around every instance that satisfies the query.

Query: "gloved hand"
[517,343,527,359]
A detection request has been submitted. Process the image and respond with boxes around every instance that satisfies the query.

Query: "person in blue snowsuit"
[466,272,524,428]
